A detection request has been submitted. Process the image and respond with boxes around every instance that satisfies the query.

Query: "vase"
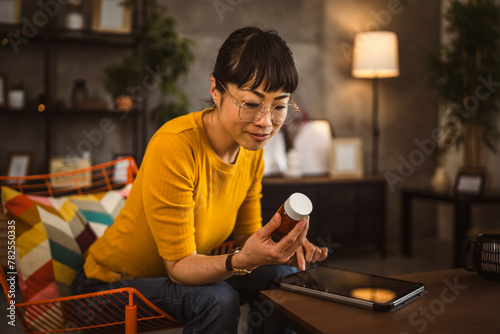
[115,95,133,111]
[66,11,84,30]
[65,1,84,30]
[462,123,482,168]
[71,79,88,109]
[284,148,303,178]
[430,166,450,192]
[8,90,25,109]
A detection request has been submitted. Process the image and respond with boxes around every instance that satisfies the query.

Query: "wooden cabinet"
[261,176,386,255]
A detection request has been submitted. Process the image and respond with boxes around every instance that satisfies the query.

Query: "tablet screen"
[275,265,426,310]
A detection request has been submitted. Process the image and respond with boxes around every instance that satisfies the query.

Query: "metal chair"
[0,157,234,333]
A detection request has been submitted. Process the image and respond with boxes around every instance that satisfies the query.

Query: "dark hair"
[212,27,298,94]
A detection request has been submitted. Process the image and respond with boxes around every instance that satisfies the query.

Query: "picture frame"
[0,75,7,107]
[92,0,132,34]
[329,138,364,178]
[112,153,135,183]
[49,156,92,188]
[6,152,32,181]
[454,170,485,195]
[113,153,136,162]
[0,0,21,24]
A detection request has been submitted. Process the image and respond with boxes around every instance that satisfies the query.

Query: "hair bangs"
[224,29,298,94]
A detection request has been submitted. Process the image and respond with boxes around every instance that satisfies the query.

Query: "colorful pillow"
[68,184,130,237]
[1,187,97,301]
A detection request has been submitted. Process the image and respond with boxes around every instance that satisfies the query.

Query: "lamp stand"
[372,77,380,175]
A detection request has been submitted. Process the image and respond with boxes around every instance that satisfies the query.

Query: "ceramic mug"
[462,234,500,280]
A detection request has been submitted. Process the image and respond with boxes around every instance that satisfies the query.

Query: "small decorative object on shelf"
[6,152,32,180]
[285,148,303,178]
[102,57,139,111]
[430,166,450,192]
[115,95,133,111]
[71,79,89,109]
[330,137,364,178]
[454,167,485,196]
[65,0,84,30]
[8,82,25,109]
[0,0,21,24]
[92,0,132,34]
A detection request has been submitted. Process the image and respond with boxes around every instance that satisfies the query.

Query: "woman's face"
[211,78,290,152]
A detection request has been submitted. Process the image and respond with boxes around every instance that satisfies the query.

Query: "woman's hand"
[231,212,309,270]
[285,239,329,271]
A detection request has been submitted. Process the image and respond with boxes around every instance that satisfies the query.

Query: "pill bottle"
[272,192,313,240]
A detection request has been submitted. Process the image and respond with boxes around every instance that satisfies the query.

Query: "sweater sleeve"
[141,132,198,261]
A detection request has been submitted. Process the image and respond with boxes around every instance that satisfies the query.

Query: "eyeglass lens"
[239,101,297,124]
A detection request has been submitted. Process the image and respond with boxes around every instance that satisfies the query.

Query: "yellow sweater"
[84,109,263,282]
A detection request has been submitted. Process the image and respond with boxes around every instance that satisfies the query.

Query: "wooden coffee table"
[260,268,500,334]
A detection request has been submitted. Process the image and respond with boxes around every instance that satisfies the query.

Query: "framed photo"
[329,138,364,178]
[454,170,485,195]
[6,152,32,181]
[112,153,134,183]
[92,0,132,34]
[113,153,136,161]
[49,156,92,188]
[0,0,21,24]
[0,75,7,107]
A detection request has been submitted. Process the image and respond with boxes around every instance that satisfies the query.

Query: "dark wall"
[0,0,442,241]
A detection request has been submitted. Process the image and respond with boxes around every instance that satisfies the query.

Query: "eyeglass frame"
[218,82,300,125]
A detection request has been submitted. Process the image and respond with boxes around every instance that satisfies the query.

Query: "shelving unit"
[0,1,145,174]
[0,107,142,172]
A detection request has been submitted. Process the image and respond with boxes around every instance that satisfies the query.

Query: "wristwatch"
[225,247,252,276]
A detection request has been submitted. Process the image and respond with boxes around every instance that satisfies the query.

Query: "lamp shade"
[352,31,399,78]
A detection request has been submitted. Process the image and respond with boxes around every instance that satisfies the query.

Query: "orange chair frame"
[0,157,234,333]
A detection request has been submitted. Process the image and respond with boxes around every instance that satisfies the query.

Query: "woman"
[72,26,328,333]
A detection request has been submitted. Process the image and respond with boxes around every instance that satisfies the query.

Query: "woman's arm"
[164,212,308,285]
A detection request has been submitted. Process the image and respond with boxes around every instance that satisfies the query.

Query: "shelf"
[50,28,138,47]
[0,25,138,47]
[0,108,43,115]
[0,0,145,173]
[0,108,142,116]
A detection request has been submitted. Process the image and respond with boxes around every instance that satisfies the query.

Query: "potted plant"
[102,57,140,111]
[101,1,193,119]
[141,0,194,125]
[426,0,500,168]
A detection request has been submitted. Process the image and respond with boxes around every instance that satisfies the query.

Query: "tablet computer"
[273,265,426,311]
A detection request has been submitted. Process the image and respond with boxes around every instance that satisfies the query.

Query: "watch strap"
[225,247,242,272]
[225,247,252,275]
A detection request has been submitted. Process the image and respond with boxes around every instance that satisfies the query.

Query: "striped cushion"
[2,187,97,301]
[68,184,130,237]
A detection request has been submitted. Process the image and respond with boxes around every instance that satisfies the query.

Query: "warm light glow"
[352,31,399,78]
[38,104,45,112]
[351,287,397,303]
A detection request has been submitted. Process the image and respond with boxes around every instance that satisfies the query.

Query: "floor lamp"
[352,31,399,175]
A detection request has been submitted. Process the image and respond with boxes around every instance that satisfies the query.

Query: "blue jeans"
[71,265,297,334]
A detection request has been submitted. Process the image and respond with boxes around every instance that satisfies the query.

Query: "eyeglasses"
[220,83,300,125]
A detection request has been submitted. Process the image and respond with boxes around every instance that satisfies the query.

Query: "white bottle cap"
[284,192,313,221]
